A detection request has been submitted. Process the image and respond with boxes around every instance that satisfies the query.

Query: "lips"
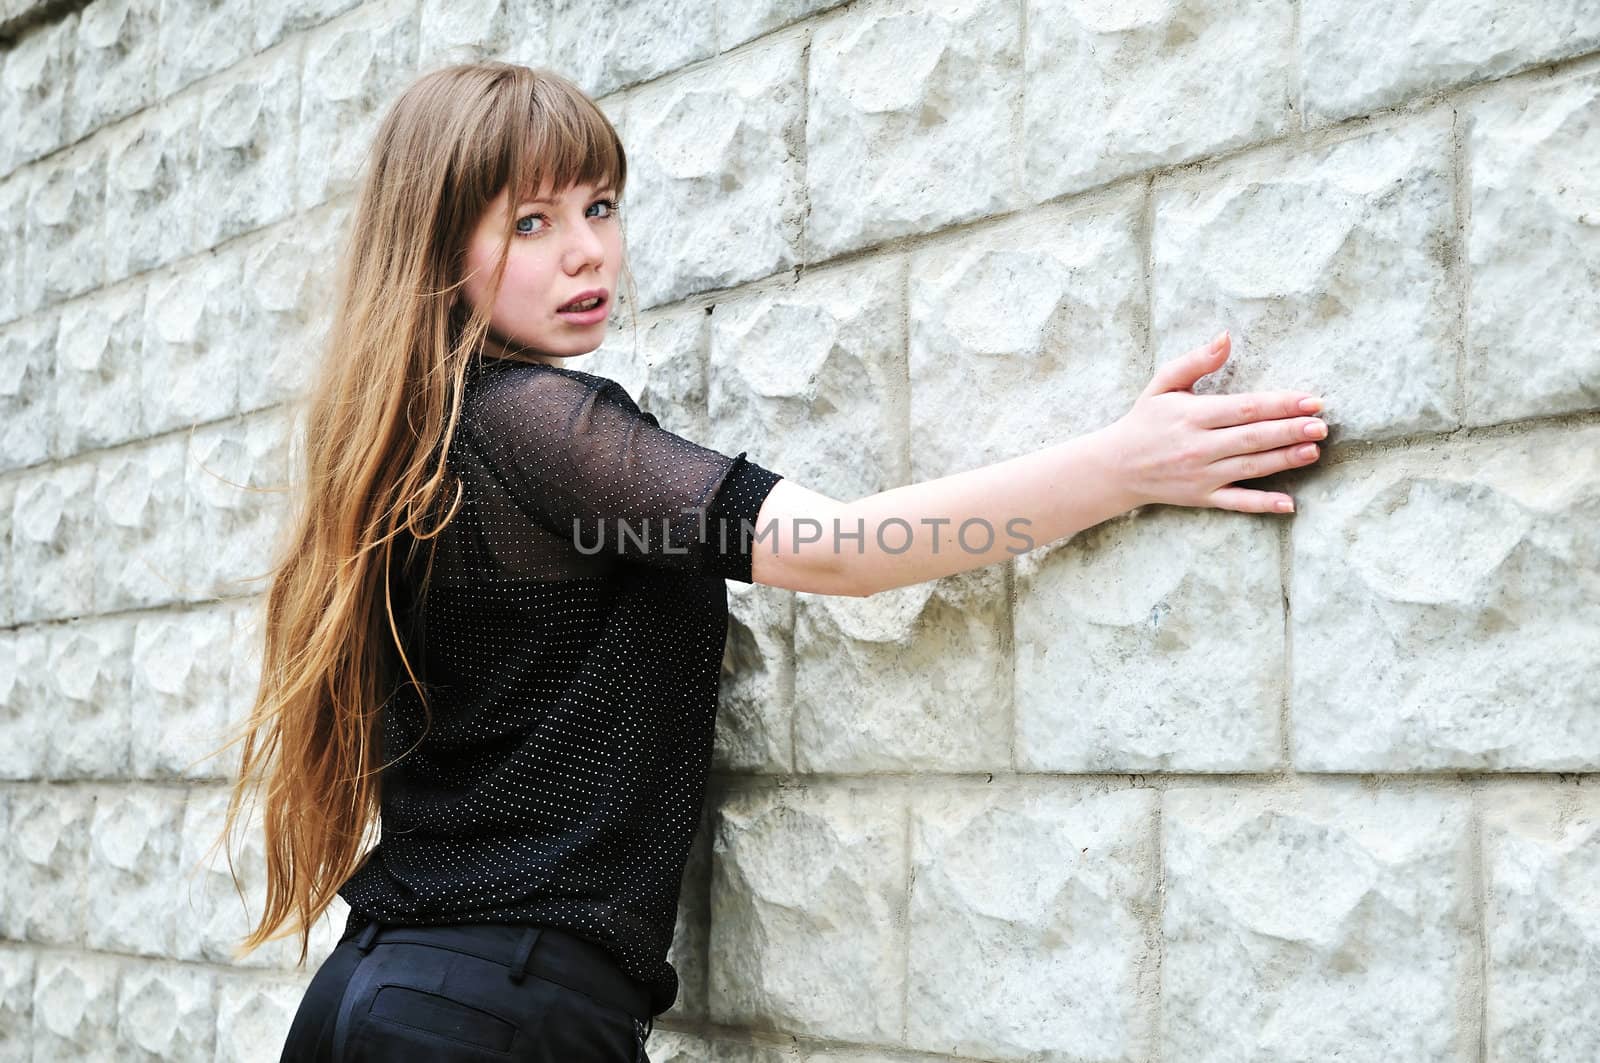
[557,288,608,312]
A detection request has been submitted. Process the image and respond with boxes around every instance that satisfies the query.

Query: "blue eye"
[513,197,622,237]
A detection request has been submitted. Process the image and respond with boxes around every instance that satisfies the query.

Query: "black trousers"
[279,918,654,1061]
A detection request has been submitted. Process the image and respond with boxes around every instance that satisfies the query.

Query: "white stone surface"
[625,36,806,308]
[908,190,1149,480]
[1466,70,1600,426]
[709,785,905,1041]
[1302,0,1600,124]
[5,786,94,944]
[551,0,718,100]
[720,0,849,51]
[0,945,36,1060]
[794,565,1010,772]
[193,46,301,250]
[1154,110,1458,443]
[906,786,1159,1061]
[104,93,201,283]
[0,16,75,177]
[86,788,185,956]
[68,0,160,145]
[116,960,217,1063]
[1162,785,1476,1063]
[418,0,551,69]
[52,284,147,457]
[0,169,29,324]
[1290,422,1600,771]
[806,0,1022,259]
[1024,0,1295,201]
[31,951,122,1062]
[296,0,418,212]
[707,258,908,502]
[1015,505,1284,773]
[11,459,96,623]
[24,136,106,312]
[715,579,794,774]
[130,604,235,780]
[93,435,189,613]
[0,311,56,473]
[1482,786,1600,1062]
[44,618,134,780]
[184,409,295,602]
[140,255,244,436]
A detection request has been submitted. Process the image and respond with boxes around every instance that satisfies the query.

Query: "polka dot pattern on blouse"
[336,354,785,1017]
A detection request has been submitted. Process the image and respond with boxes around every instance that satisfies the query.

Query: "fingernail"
[1299,396,1323,412]
[1213,330,1227,347]
[1278,498,1294,512]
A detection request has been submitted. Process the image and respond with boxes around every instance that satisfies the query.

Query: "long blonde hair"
[196,62,639,967]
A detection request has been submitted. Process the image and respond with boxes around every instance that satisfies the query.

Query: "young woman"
[212,62,1327,1062]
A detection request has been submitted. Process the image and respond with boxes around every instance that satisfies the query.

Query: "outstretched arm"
[748,332,1329,598]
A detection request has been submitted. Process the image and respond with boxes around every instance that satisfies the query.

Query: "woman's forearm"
[831,428,1134,597]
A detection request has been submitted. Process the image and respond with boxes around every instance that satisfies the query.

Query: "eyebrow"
[522,187,617,206]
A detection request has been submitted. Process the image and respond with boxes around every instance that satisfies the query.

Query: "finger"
[1203,415,1327,463]
[1185,389,1323,429]
[1144,331,1229,397]
[1209,441,1322,483]
[1207,485,1297,513]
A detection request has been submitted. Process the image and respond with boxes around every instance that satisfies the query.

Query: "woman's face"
[457,178,623,365]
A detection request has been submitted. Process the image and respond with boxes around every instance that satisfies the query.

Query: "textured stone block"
[806,0,1021,259]
[0,16,75,176]
[193,46,300,250]
[185,409,295,602]
[418,0,551,68]
[116,961,217,1063]
[1466,70,1600,426]
[296,0,419,212]
[238,203,348,414]
[214,973,306,1063]
[86,788,185,956]
[720,0,850,50]
[1290,422,1600,771]
[1153,111,1457,444]
[255,0,363,55]
[104,93,201,283]
[1015,507,1284,773]
[140,254,244,437]
[1162,786,1476,1062]
[131,604,235,780]
[1024,0,1294,201]
[908,191,1148,481]
[0,477,12,627]
[795,565,1009,772]
[11,459,96,623]
[709,785,905,1041]
[906,786,1159,1061]
[715,579,793,774]
[0,628,47,780]
[31,952,121,1062]
[177,785,346,969]
[68,0,160,144]
[585,309,712,443]
[44,617,134,779]
[5,786,94,944]
[551,0,717,99]
[663,801,714,1022]
[155,0,259,99]
[1482,785,1600,1062]
[707,258,907,503]
[53,284,146,457]
[0,945,36,1061]
[0,170,29,324]
[94,436,189,612]
[649,1029,795,1062]
[0,312,56,473]
[1302,0,1600,124]
[24,137,107,311]
[626,36,805,308]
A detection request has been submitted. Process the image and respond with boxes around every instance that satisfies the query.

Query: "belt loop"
[354,921,381,954]
[507,927,542,984]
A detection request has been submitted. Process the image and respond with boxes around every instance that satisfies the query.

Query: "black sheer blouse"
[337,355,785,1016]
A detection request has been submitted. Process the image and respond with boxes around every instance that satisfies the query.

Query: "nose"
[564,224,606,271]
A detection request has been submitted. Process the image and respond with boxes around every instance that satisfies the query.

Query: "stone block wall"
[2,0,1597,1060]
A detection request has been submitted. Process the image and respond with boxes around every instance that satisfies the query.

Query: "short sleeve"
[459,362,783,583]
